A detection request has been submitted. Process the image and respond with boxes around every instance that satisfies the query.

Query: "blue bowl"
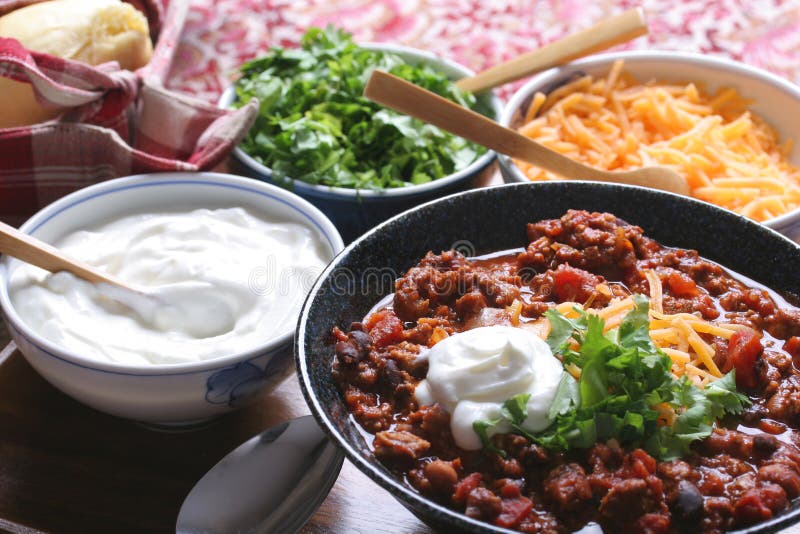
[220,43,503,243]
[0,173,344,425]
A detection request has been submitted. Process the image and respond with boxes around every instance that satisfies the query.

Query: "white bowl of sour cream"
[0,173,344,425]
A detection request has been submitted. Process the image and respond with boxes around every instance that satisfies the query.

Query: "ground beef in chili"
[332,210,800,533]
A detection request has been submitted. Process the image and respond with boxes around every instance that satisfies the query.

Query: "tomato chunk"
[552,265,600,303]
[629,449,657,477]
[453,473,482,504]
[495,482,533,528]
[364,309,404,347]
[733,485,788,525]
[784,336,800,368]
[727,329,763,389]
[665,270,700,298]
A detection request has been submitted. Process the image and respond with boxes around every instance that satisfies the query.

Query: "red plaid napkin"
[0,0,258,225]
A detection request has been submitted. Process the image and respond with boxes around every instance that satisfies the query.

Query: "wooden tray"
[0,342,432,533]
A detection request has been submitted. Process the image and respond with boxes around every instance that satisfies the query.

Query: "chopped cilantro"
[501,393,531,425]
[233,26,488,190]
[473,418,505,458]
[548,373,580,420]
[544,307,586,355]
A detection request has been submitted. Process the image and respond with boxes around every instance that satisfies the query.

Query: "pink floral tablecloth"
[166,0,800,102]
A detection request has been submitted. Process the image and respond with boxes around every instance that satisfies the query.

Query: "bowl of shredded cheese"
[499,51,800,241]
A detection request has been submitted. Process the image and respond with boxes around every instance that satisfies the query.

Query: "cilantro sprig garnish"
[234,27,487,190]
[474,295,750,460]
[473,394,535,458]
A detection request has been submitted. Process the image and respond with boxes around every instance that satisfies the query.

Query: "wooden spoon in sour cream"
[0,220,237,339]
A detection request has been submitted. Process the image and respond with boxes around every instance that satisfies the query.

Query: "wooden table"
[0,339,433,533]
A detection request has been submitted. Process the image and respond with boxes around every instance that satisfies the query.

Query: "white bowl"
[220,43,503,242]
[0,173,344,425]
[499,51,800,241]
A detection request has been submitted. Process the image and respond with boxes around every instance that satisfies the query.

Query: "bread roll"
[0,0,153,128]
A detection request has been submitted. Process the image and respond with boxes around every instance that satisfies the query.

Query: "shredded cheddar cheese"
[515,60,800,222]
[506,299,523,326]
[551,270,735,387]
[646,271,733,386]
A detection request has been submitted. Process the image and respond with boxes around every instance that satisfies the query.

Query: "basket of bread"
[0,0,257,224]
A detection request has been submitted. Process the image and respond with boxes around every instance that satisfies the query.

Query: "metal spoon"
[364,70,690,196]
[176,415,344,534]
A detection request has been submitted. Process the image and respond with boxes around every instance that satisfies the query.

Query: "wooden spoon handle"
[366,70,606,180]
[364,70,690,196]
[0,221,126,287]
[455,8,647,93]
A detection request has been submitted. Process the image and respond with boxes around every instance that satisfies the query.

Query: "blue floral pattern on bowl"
[205,348,292,407]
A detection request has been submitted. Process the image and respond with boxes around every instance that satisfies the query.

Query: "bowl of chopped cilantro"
[221,27,502,242]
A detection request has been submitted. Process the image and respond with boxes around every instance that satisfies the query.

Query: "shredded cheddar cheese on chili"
[547,270,737,387]
[515,60,800,222]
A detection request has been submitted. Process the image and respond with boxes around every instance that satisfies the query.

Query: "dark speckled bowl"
[296,181,800,534]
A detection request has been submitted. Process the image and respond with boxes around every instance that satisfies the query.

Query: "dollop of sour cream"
[415,325,565,450]
[9,207,329,366]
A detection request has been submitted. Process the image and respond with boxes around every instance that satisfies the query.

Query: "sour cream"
[9,207,329,365]
[415,325,565,450]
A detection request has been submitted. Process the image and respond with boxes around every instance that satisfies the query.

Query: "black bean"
[672,480,704,522]
[753,434,779,454]
[335,340,360,364]
[382,359,405,389]
[350,330,371,350]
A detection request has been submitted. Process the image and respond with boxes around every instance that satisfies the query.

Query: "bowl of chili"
[297,181,800,533]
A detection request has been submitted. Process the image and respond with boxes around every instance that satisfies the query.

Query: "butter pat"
[0,0,153,127]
